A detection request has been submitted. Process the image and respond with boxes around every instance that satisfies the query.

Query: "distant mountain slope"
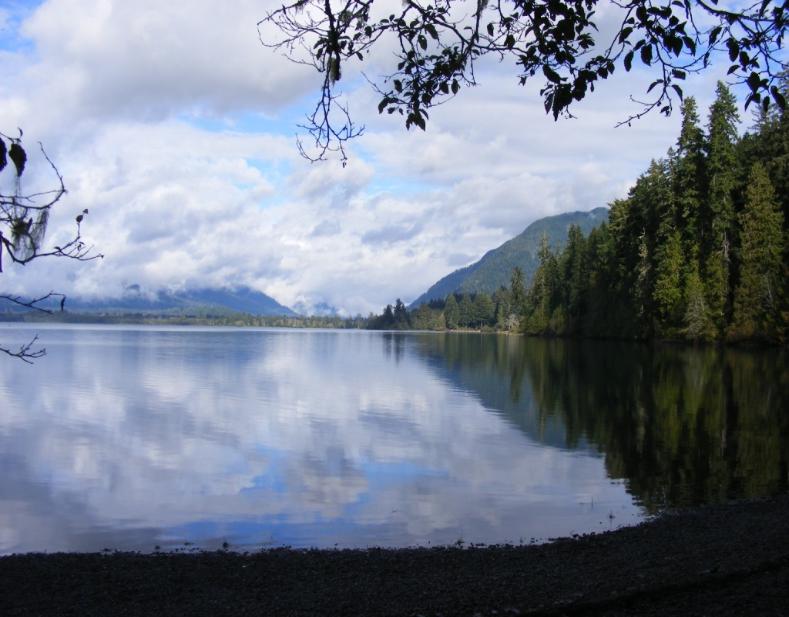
[410,207,608,307]
[58,285,296,317]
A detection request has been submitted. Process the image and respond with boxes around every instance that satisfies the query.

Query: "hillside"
[410,207,608,307]
[33,285,297,317]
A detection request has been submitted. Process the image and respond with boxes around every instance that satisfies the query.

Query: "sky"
[0,0,754,315]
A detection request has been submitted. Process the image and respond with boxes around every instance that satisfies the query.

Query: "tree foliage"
[261,0,786,162]
[516,83,788,343]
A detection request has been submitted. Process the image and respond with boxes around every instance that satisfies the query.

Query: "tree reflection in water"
[415,334,789,511]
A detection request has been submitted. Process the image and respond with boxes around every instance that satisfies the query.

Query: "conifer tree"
[473,293,495,328]
[393,298,409,328]
[684,257,715,340]
[444,294,459,330]
[704,82,739,332]
[492,287,512,329]
[627,159,673,332]
[524,234,558,333]
[510,267,526,315]
[730,164,785,341]
[458,294,474,328]
[673,98,706,260]
[561,225,587,331]
[652,230,684,334]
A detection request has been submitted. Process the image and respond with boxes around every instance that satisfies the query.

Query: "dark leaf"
[640,44,652,65]
[726,37,738,62]
[544,93,554,114]
[8,143,26,177]
[0,138,6,173]
[671,84,683,100]
[708,26,721,46]
[618,27,633,43]
[647,79,663,93]
[543,65,561,83]
[624,50,634,71]
[451,79,460,94]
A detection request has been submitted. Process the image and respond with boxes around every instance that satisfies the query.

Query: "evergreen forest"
[372,82,788,344]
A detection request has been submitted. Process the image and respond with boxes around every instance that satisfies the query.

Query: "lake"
[0,324,786,553]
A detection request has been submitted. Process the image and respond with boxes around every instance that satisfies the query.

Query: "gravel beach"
[2,494,788,616]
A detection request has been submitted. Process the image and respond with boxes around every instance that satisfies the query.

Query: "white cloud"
[0,0,753,314]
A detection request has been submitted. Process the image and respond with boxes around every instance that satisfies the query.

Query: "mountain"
[410,207,608,307]
[55,285,296,317]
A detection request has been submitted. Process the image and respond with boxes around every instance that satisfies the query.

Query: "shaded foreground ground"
[2,496,788,616]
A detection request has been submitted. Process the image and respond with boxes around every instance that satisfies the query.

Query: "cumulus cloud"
[0,0,746,313]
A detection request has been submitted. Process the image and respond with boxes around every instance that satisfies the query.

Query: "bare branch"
[1,132,102,363]
[0,291,66,314]
[0,335,46,364]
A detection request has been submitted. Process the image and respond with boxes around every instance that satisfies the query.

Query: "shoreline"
[3,494,788,616]
[2,316,784,348]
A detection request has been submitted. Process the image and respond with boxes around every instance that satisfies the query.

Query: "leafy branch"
[260,0,787,161]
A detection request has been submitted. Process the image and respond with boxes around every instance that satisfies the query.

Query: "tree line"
[370,81,787,343]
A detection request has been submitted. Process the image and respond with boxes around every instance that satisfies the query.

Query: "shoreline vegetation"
[1,310,782,349]
[2,494,788,616]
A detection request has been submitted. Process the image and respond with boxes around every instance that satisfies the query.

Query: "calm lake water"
[0,324,786,553]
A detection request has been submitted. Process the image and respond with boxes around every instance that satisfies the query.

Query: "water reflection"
[414,335,789,510]
[0,325,784,553]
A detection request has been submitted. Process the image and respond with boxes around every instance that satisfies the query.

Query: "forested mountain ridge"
[373,81,788,343]
[410,207,608,308]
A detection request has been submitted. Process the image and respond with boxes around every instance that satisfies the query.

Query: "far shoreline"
[1,313,784,348]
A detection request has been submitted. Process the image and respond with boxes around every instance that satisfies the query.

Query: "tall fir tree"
[652,230,685,335]
[444,294,459,330]
[704,82,740,332]
[560,224,587,332]
[684,257,715,340]
[673,98,706,261]
[458,294,474,328]
[473,292,495,328]
[729,164,785,341]
[510,266,526,314]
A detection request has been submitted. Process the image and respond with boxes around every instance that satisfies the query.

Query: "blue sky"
[0,0,753,314]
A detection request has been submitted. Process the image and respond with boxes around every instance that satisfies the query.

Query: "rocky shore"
[2,494,788,616]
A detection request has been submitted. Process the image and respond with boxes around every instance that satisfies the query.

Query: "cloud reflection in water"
[0,325,641,553]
